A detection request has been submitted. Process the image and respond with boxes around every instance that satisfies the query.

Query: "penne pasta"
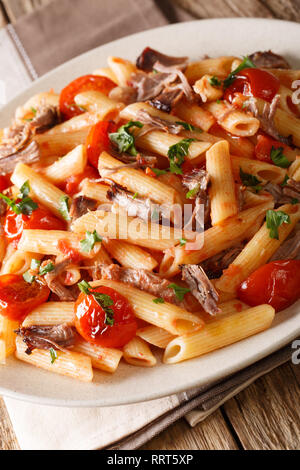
[123,336,157,367]
[73,339,123,373]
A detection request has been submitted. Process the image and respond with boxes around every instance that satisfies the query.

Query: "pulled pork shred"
[136,47,188,72]
[43,259,79,301]
[100,152,157,175]
[181,264,221,316]
[135,109,184,135]
[249,50,290,69]
[70,196,98,220]
[200,243,244,279]
[264,178,300,206]
[270,229,300,261]
[100,264,181,304]
[182,168,211,226]
[15,323,76,355]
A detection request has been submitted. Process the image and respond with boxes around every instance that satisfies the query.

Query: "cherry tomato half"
[59,75,116,121]
[237,260,300,312]
[61,165,98,196]
[255,134,291,164]
[0,175,11,192]
[86,120,117,168]
[224,68,280,104]
[75,286,137,348]
[0,274,50,321]
[4,206,65,247]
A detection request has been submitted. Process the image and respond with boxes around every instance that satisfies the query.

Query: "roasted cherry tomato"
[0,175,11,192]
[75,286,137,348]
[224,68,280,104]
[255,134,291,164]
[86,120,117,168]
[59,75,116,121]
[61,165,98,196]
[0,274,50,321]
[237,260,300,312]
[4,206,65,247]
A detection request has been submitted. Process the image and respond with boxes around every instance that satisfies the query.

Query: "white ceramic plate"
[0,18,300,407]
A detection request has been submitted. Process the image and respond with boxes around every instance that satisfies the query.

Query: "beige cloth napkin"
[0,0,296,450]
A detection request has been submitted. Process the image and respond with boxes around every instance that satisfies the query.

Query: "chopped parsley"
[209,76,222,87]
[223,56,256,89]
[132,192,139,200]
[186,185,200,199]
[266,209,290,239]
[30,107,37,115]
[270,146,291,168]
[151,168,168,176]
[175,121,202,133]
[109,120,143,156]
[50,348,57,364]
[239,167,262,193]
[153,298,165,304]
[78,280,114,326]
[30,258,41,270]
[281,174,289,187]
[180,237,187,246]
[168,283,190,301]
[59,195,71,221]
[39,262,55,276]
[23,260,54,284]
[80,230,102,253]
[0,180,38,216]
[167,138,195,175]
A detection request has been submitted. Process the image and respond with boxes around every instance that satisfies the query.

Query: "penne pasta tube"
[73,339,123,373]
[136,326,175,349]
[90,279,204,335]
[35,128,90,157]
[93,66,118,82]
[159,201,273,277]
[242,189,273,209]
[231,155,287,184]
[196,299,249,324]
[18,230,81,256]
[206,141,238,225]
[15,336,93,382]
[42,144,87,183]
[0,248,42,275]
[185,56,237,84]
[210,124,255,159]
[0,315,19,361]
[103,239,158,270]
[172,100,215,132]
[74,90,122,120]
[107,56,137,86]
[80,179,110,203]
[98,151,182,206]
[215,203,300,293]
[163,304,275,364]
[71,210,194,251]
[278,85,300,117]
[193,75,223,103]
[288,156,300,181]
[15,92,59,121]
[204,101,260,137]
[22,302,75,327]
[47,112,99,134]
[11,163,72,220]
[123,336,157,367]
[263,68,300,88]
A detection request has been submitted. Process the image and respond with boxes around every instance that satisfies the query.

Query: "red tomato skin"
[0,175,11,192]
[0,274,50,321]
[224,68,280,104]
[59,75,116,121]
[237,260,300,312]
[61,165,98,196]
[57,239,83,264]
[75,286,137,348]
[86,120,117,168]
[4,206,66,247]
[255,134,290,164]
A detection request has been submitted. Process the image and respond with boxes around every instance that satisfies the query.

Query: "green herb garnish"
[175,121,202,133]
[266,209,290,240]
[109,120,143,156]
[167,138,195,175]
[180,237,187,246]
[281,174,289,187]
[0,180,38,216]
[31,259,41,270]
[270,146,291,169]
[78,280,114,326]
[80,230,102,253]
[209,76,222,87]
[151,168,168,176]
[186,185,200,199]
[132,192,139,200]
[153,298,165,304]
[223,56,256,88]
[59,195,71,221]
[50,348,57,364]
[168,283,190,301]
[239,167,262,193]
[39,262,55,276]
[23,271,35,284]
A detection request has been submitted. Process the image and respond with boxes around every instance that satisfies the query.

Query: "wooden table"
[0,0,300,451]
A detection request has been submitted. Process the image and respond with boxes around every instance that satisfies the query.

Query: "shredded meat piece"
[0,141,40,175]
[264,179,300,206]
[136,47,188,72]
[135,109,184,134]
[183,168,211,227]
[150,86,185,113]
[200,244,244,279]
[247,95,292,145]
[271,229,300,261]
[15,323,76,355]
[130,71,177,102]
[153,62,193,102]
[100,264,180,304]
[30,105,59,133]
[181,264,221,315]
[108,86,137,105]
[44,259,79,301]
[100,152,157,176]
[70,196,98,220]
[249,50,290,69]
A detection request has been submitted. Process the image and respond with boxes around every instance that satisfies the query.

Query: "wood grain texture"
[141,410,239,450]
[1,0,52,22]
[262,0,300,21]
[173,0,273,18]
[223,363,300,450]
[0,398,19,450]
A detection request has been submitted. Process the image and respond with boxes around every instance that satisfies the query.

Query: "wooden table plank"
[262,0,300,21]
[0,398,19,450]
[142,409,239,450]
[1,0,51,22]
[173,0,273,18]
[223,362,300,450]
